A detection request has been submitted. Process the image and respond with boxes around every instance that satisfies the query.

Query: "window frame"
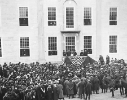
[20,37,30,57]
[109,7,117,25]
[66,7,74,28]
[65,36,75,52]
[48,7,56,26]
[48,37,57,56]
[84,7,92,25]
[19,7,28,26]
[84,36,92,54]
[109,35,117,53]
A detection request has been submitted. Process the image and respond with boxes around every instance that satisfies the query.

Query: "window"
[48,37,57,56]
[66,37,75,52]
[66,7,74,28]
[19,7,28,26]
[84,8,92,25]
[110,8,117,25]
[20,37,30,57]
[48,7,56,26]
[84,36,92,54]
[0,38,2,57]
[109,36,117,53]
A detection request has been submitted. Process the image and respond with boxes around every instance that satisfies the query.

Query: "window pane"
[19,7,28,18]
[48,37,57,55]
[20,37,29,48]
[109,36,117,53]
[110,7,117,25]
[19,18,28,26]
[66,7,74,28]
[48,7,56,24]
[84,36,92,54]
[84,8,92,25]
[66,37,75,52]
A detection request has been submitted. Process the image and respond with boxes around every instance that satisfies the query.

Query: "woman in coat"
[57,81,64,100]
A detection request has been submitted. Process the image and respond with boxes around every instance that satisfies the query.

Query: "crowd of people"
[0,55,127,100]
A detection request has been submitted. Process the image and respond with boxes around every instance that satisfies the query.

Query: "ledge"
[61,30,80,34]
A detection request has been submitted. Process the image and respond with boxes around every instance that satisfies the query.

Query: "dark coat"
[78,81,84,95]
[66,81,74,95]
[66,51,71,56]
[1,87,7,99]
[85,82,92,95]
[53,85,59,100]
[80,52,84,56]
[3,69,8,78]
[0,89,3,100]
[35,86,45,100]
[73,82,77,95]
[57,84,64,99]
[0,66,3,77]
[47,85,53,100]
[93,77,100,90]
[63,52,66,56]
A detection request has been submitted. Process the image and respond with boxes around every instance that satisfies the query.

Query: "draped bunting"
[63,56,96,66]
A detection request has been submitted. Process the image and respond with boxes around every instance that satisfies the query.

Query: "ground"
[65,89,127,100]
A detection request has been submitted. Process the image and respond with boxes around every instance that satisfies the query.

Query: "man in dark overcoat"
[78,79,85,99]
[47,84,54,100]
[85,80,92,100]
[52,82,59,100]
[93,76,100,94]
[35,85,46,100]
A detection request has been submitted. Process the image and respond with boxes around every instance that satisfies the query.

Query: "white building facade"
[0,0,127,64]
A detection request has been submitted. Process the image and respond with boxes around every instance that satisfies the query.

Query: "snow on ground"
[65,89,127,100]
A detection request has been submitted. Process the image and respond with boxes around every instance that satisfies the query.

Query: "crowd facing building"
[0,56,127,100]
[0,0,127,63]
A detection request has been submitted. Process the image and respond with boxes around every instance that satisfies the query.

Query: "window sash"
[66,7,74,28]
[84,36,92,49]
[109,36,117,53]
[19,7,28,18]
[66,37,75,52]
[48,7,56,20]
[48,37,57,51]
[20,49,30,57]
[109,45,117,53]
[84,8,91,19]
[20,37,29,49]
[110,8,117,21]
[19,18,28,26]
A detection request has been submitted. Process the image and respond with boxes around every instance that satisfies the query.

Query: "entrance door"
[65,36,75,52]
